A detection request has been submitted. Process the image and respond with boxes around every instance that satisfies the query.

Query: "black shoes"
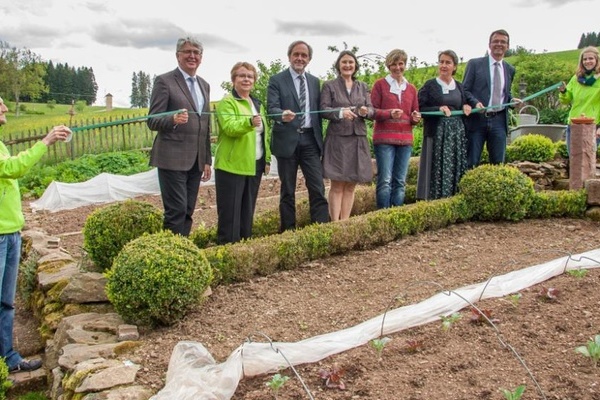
[8,359,43,373]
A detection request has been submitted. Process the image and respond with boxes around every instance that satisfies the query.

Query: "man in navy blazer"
[147,36,212,236]
[463,29,519,168]
[267,40,329,231]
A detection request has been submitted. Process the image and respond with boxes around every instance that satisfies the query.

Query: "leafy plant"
[440,312,462,331]
[507,293,522,307]
[469,307,500,326]
[265,373,290,399]
[575,334,600,368]
[370,337,391,359]
[538,286,560,302]
[501,384,526,400]
[405,339,424,353]
[567,268,588,278]
[0,357,12,400]
[318,364,346,390]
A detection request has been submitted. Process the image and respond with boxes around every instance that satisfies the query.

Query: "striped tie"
[298,75,306,127]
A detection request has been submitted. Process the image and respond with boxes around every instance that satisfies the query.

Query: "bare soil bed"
[19,179,600,400]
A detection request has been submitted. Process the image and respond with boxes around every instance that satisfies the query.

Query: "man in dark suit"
[463,29,519,168]
[267,40,329,231]
[147,36,212,236]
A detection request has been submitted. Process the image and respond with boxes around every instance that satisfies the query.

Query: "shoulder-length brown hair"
[576,46,600,78]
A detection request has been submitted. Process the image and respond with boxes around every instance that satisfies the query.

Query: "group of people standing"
[145,30,521,245]
[2,30,598,374]
[145,29,600,246]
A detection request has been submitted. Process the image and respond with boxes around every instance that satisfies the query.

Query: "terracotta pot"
[571,115,595,124]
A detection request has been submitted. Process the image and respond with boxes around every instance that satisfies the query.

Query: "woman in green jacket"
[214,62,271,244]
[1,95,71,372]
[559,46,600,154]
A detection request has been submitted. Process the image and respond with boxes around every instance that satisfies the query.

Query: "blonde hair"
[576,46,600,77]
[385,49,408,68]
[229,62,257,82]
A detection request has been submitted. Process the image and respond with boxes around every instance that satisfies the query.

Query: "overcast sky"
[0,0,596,108]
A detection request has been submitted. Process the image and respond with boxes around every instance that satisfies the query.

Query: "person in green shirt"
[559,46,600,154]
[0,95,71,373]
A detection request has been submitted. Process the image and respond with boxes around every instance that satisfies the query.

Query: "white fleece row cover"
[150,249,600,400]
[30,158,280,213]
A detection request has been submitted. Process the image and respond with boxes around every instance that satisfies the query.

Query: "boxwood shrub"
[83,200,163,270]
[105,230,213,326]
[506,134,555,163]
[459,164,535,221]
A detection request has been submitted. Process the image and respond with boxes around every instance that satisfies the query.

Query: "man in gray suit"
[147,36,212,236]
[267,40,329,231]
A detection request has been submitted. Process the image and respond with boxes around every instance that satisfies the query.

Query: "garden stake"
[242,332,315,400]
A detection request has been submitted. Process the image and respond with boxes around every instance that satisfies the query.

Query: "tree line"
[0,41,98,110]
[578,32,600,48]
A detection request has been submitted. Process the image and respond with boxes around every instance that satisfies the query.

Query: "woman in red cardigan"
[370,49,421,208]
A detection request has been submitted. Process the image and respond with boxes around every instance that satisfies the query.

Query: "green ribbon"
[69,81,563,131]
[70,109,185,132]
[420,81,563,117]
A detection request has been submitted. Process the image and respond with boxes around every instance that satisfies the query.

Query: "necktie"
[491,62,502,109]
[298,75,306,127]
[188,77,200,111]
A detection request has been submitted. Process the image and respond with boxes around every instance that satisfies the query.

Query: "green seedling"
[501,384,525,400]
[265,373,290,399]
[507,293,522,307]
[440,312,462,331]
[575,334,600,368]
[567,268,588,278]
[370,337,391,359]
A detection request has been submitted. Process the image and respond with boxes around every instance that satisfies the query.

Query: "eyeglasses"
[236,73,255,80]
[178,49,202,56]
[491,40,508,45]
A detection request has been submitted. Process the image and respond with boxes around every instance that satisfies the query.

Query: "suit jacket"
[267,68,323,158]
[462,55,516,130]
[320,76,374,137]
[147,68,212,171]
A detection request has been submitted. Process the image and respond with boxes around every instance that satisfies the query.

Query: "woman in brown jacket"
[320,51,375,221]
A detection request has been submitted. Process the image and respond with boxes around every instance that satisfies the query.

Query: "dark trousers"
[277,131,329,231]
[466,111,508,168]
[157,159,202,236]
[215,158,265,244]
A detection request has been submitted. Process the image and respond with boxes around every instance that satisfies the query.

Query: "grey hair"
[176,36,203,53]
[287,40,313,59]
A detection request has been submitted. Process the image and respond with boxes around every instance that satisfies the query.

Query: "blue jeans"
[0,232,23,369]
[374,144,412,209]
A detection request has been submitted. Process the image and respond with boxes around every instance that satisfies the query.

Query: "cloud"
[89,19,246,53]
[512,0,592,7]
[274,20,362,37]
